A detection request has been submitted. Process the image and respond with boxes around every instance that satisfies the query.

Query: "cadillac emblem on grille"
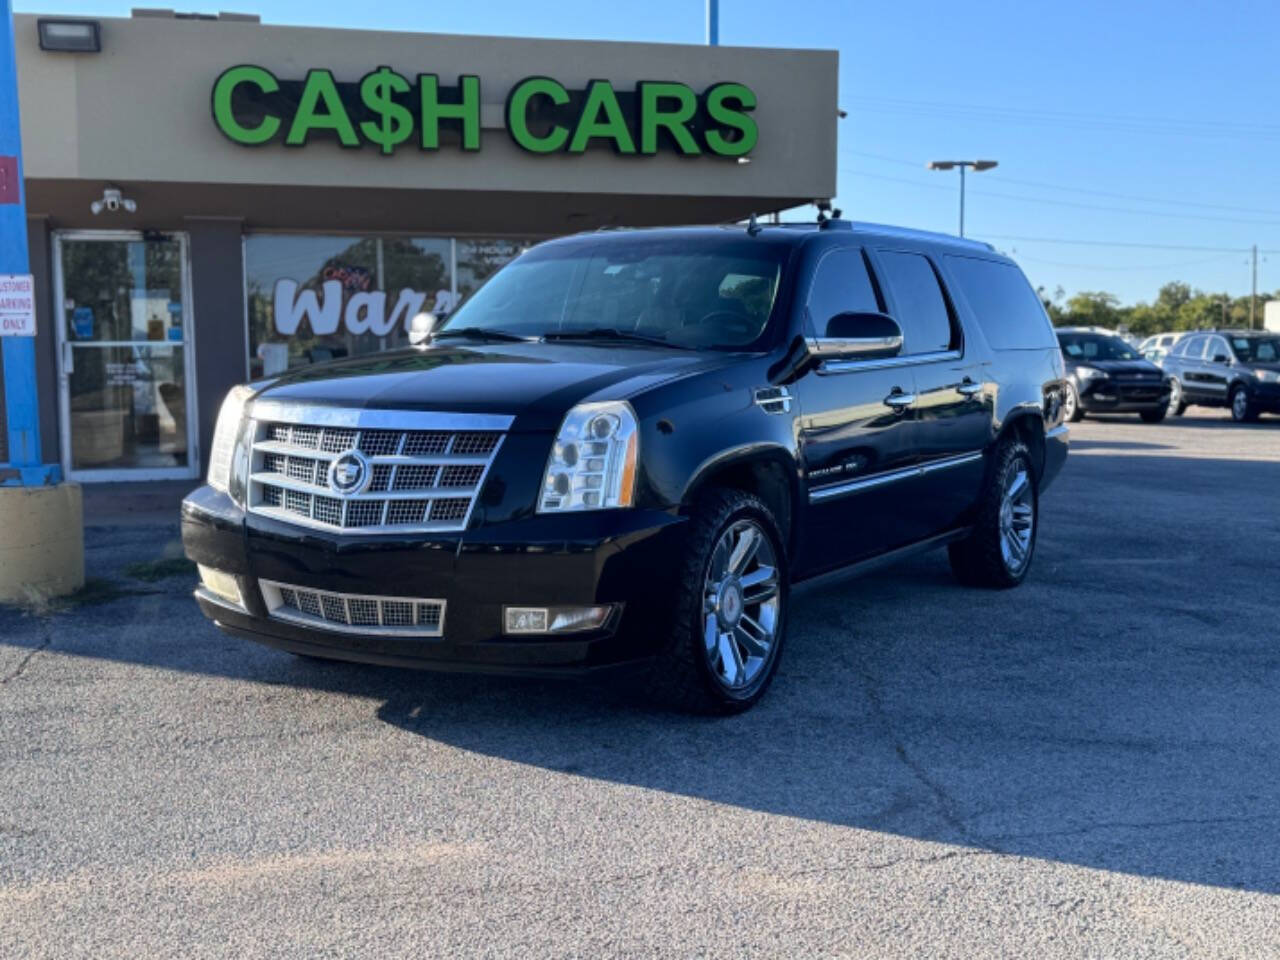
[328,450,369,496]
[244,403,512,535]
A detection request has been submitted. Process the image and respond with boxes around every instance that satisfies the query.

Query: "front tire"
[1230,384,1259,422]
[1167,377,1187,416]
[643,488,788,714]
[949,438,1038,589]
[1063,381,1084,422]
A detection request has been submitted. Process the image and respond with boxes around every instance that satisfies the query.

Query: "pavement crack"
[785,848,998,878]
[1,631,52,686]
[850,653,991,851]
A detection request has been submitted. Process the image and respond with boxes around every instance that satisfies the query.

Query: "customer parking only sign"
[0,274,36,336]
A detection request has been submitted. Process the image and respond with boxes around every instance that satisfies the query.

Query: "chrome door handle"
[883,391,916,410]
[957,379,982,397]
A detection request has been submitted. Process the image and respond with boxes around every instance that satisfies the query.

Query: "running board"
[793,527,972,596]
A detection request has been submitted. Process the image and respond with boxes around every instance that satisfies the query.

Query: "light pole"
[707,0,719,45]
[927,159,998,237]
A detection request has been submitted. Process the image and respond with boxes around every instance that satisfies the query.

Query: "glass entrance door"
[54,232,198,481]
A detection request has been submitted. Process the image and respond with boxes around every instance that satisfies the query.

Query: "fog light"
[198,564,242,606]
[504,605,614,635]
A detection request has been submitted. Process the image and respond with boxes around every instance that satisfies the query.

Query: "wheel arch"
[995,409,1047,483]
[680,444,800,560]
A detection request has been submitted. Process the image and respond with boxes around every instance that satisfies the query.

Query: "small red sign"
[0,156,18,204]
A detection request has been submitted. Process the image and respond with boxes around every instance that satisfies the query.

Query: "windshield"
[439,236,790,349]
[1230,336,1280,363]
[1057,333,1141,362]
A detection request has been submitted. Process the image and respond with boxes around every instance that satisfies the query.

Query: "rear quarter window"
[944,255,1056,350]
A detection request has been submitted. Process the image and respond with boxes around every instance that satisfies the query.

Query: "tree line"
[1037,282,1277,335]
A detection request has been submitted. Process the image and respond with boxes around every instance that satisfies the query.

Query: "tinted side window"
[806,247,881,335]
[1206,337,1229,361]
[876,250,955,354]
[943,255,1056,350]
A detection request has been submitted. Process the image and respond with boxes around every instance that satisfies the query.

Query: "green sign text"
[211,66,758,158]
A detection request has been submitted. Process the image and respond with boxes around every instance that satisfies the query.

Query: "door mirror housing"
[1213,353,1231,364]
[808,311,904,361]
[408,312,439,346]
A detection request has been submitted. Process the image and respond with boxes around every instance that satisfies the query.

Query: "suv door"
[871,248,990,538]
[1201,335,1233,403]
[1176,335,1211,401]
[791,246,920,576]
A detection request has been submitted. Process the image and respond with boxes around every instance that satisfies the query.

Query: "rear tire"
[949,438,1038,590]
[1230,384,1259,423]
[642,488,789,714]
[1139,407,1167,423]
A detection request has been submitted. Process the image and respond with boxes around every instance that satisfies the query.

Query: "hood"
[1068,358,1163,378]
[1243,361,1280,374]
[252,341,739,431]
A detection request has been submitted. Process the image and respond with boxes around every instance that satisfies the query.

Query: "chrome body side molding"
[808,450,984,503]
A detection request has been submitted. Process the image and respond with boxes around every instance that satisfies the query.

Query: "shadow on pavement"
[1069,438,1174,451]
[3,451,1278,895]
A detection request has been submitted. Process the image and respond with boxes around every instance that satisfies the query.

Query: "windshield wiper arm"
[432,326,532,343]
[541,327,691,349]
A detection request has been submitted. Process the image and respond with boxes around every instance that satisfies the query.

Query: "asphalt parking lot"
[2,409,1279,958]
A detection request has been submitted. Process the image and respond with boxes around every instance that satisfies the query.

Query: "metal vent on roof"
[131,8,261,22]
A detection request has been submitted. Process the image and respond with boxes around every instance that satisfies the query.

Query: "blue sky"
[19,0,1280,304]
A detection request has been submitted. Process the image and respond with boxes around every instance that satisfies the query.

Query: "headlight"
[1256,369,1280,383]
[1076,366,1104,381]
[539,401,639,512]
[207,385,253,493]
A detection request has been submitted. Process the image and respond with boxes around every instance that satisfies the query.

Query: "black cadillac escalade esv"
[183,221,1068,712]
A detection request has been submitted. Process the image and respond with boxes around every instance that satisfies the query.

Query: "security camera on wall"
[90,186,137,215]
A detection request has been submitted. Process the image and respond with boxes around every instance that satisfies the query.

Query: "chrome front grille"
[259,580,445,637]
[244,403,512,535]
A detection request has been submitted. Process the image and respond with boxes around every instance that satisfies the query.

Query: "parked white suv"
[1139,332,1185,365]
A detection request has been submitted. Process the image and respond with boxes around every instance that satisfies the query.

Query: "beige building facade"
[13,10,838,482]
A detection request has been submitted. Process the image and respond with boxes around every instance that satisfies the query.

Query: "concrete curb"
[0,483,85,603]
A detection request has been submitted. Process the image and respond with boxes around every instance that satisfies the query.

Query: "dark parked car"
[1162,330,1280,422]
[1056,327,1171,423]
[183,221,1068,712]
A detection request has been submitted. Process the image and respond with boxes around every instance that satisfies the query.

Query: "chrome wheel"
[1062,383,1076,421]
[1167,378,1182,415]
[1232,387,1249,421]
[998,461,1035,575]
[702,519,781,691]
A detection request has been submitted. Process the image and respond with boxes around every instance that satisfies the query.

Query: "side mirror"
[408,312,438,346]
[1213,353,1230,364]
[808,311,903,361]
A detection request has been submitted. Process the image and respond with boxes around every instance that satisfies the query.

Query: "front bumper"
[1244,380,1280,412]
[1041,423,1069,493]
[182,486,688,675]
[1077,378,1171,413]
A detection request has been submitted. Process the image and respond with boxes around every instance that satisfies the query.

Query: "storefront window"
[245,235,452,378]
[245,234,536,378]
[456,238,533,302]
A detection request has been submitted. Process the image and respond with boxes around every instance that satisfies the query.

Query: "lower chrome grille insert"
[260,580,446,638]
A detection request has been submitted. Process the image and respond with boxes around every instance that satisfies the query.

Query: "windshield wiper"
[432,326,532,343]
[541,327,692,349]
